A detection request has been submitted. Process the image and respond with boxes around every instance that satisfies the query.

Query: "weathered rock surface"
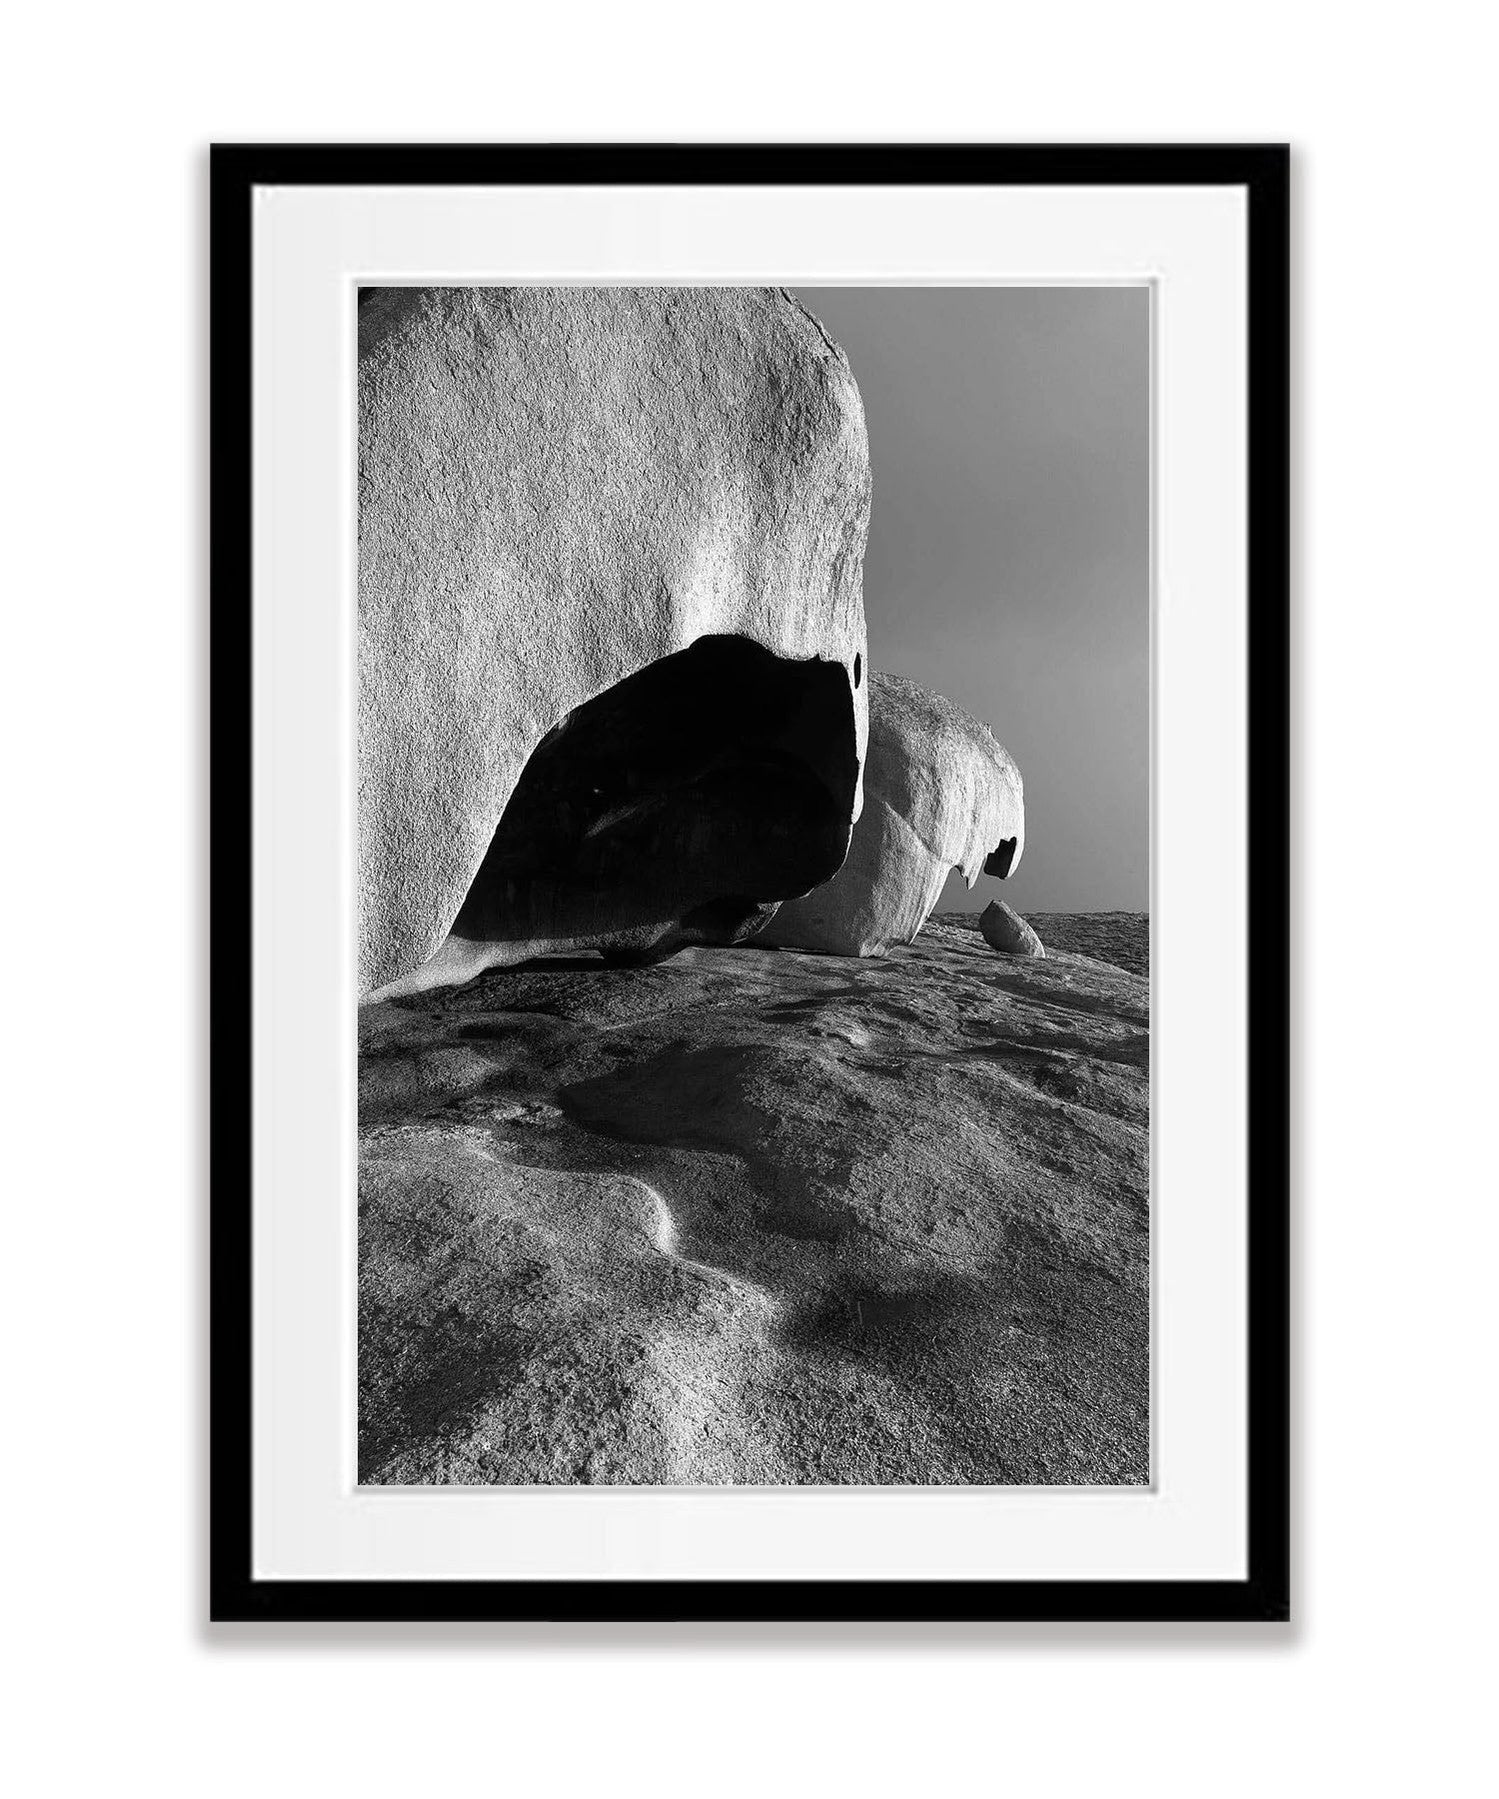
[359,920,1148,1485]
[359,287,871,998]
[758,671,1024,957]
[981,899,1045,957]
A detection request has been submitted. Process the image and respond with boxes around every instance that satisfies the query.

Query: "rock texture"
[359,920,1148,1485]
[359,287,870,998]
[759,671,1024,956]
[980,899,1045,957]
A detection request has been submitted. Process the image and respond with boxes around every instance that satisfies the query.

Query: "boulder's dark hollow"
[985,836,1019,879]
[447,634,859,964]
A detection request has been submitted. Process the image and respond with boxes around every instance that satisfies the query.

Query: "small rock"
[980,900,1045,957]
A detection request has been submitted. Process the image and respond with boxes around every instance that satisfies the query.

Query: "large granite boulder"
[759,671,1024,957]
[359,287,870,998]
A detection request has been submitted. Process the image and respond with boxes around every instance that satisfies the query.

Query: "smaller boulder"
[980,900,1045,958]
[759,670,1024,957]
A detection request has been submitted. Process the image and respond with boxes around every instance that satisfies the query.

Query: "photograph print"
[356,282,1149,1488]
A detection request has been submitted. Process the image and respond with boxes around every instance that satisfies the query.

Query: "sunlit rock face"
[358,287,870,998]
[759,671,1025,957]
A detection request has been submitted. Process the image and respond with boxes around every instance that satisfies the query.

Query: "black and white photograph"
[210,146,1291,1622]
[356,282,1149,1487]
[17,8,1499,1786]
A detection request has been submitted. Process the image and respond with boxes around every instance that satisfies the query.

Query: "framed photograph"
[211,143,1288,1623]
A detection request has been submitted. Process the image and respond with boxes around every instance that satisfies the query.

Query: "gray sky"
[797,287,1150,914]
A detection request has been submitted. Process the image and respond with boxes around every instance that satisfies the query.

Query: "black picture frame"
[210,143,1289,1625]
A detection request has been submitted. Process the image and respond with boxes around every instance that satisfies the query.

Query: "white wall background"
[4,6,1495,1795]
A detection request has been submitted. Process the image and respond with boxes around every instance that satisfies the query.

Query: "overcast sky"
[797,287,1150,915]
